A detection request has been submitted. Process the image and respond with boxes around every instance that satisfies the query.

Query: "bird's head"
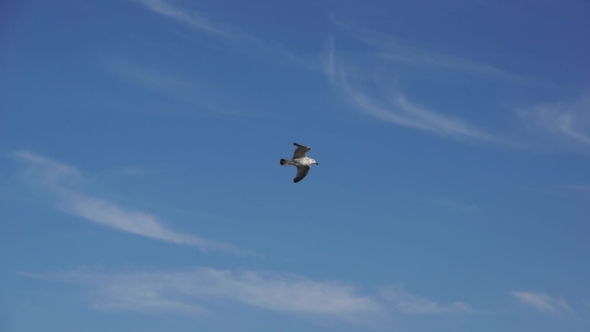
[310,158,319,165]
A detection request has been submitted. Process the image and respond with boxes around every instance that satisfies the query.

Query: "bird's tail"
[280,159,290,166]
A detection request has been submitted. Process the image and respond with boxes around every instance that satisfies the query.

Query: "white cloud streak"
[14,150,82,186]
[329,59,506,143]
[133,0,234,38]
[563,184,590,193]
[100,57,260,117]
[62,194,243,254]
[131,0,312,70]
[330,16,549,87]
[323,34,336,83]
[511,291,576,316]
[327,40,501,142]
[27,267,479,328]
[381,287,474,314]
[29,268,382,321]
[518,95,590,147]
[14,151,246,255]
[324,18,578,145]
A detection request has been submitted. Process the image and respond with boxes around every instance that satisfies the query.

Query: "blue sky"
[1,0,589,331]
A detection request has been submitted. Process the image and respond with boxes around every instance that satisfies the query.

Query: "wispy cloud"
[323,18,576,145]
[62,194,243,253]
[511,291,577,317]
[330,16,549,87]
[133,0,234,38]
[28,267,382,321]
[14,150,83,186]
[322,34,336,83]
[100,57,262,117]
[26,267,478,328]
[381,287,474,314]
[131,0,311,69]
[518,94,590,149]
[323,21,507,143]
[13,151,246,255]
[325,40,502,142]
[563,184,590,193]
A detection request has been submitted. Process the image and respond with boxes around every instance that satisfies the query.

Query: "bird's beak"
[315,162,319,165]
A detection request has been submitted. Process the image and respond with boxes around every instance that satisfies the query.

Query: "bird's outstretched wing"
[293,165,311,183]
[292,142,311,159]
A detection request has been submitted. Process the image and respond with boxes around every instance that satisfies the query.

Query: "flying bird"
[280,143,319,183]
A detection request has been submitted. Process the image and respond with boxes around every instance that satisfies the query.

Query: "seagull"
[280,143,319,183]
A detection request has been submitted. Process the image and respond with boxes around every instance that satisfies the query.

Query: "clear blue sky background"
[1,0,589,331]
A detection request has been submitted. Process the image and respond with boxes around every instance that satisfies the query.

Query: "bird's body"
[282,157,315,167]
[280,143,318,183]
